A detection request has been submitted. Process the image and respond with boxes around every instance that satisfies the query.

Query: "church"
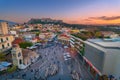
[11,44,39,69]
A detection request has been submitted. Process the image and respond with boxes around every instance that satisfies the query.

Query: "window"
[1,38,3,42]
[2,44,5,49]
[13,54,16,57]
[19,59,22,64]
[6,37,9,41]
[18,53,21,57]
[7,43,10,46]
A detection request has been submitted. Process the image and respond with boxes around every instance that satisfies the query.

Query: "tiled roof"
[12,38,24,44]
[22,49,38,59]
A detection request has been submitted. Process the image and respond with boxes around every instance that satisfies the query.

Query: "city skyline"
[0,0,120,24]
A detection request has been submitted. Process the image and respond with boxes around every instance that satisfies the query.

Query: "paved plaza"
[0,42,93,80]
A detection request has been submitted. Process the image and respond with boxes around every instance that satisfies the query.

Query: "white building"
[23,34,36,42]
[84,38,120,79]
[69,35,85,56]
[10,31,17,35]
[10,31,19,37]
[11,44,39,69]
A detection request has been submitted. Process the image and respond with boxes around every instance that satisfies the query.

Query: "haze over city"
[1,0,120,80]
[0,0,120,24]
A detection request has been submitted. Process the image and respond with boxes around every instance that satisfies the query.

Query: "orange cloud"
[82,16,120,24]
[88,16,120,20]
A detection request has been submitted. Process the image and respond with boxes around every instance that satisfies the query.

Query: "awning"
[0,62,12,67]
[0,65,7,71]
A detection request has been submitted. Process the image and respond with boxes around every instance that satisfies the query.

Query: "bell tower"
[11,44,23,68]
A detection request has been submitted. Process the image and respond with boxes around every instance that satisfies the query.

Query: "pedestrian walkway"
[0,42,93,80]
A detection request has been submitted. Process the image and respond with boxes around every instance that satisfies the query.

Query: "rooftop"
[86,38,120,49]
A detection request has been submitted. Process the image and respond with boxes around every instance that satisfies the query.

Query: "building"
[70,29,80,34]
[11,44,23,69]
[0,22,14,53]
[12,37,24,45]
[12,25,24,30]
[101,31,119,38]
[10,30,17,35]
[58,33,71,45]
[83,38,120,79]
[23,33,36,43]
[11,44,39,69]
[0,22,9,35]
[0,35,14,53]
[70,35,85,57]
[10,30,19,37]
[39,32,56,41]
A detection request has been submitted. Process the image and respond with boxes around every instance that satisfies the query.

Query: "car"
[64,46,68,48]
[64,58,68,61]
[67,57,71,60]
[63,55,67,58]
[63,53,67,55]
[63,55,67,60]
[66,54,71,58]
[34,43,41,46]
[63,54,67,56]
[29,46,37,49]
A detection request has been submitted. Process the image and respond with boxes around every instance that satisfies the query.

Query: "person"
[12,74,14,78]
[31,69,33,72]
[34,76,36,79]
[17,75,20,78]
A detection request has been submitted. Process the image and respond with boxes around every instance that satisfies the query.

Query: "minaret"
[11,44,23,69]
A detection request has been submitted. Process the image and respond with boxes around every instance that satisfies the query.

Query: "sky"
[0,0,120,24]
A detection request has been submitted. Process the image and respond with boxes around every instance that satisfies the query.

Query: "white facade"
[11,45,23,69]
[10,31,17,35]
[23,34,36,42]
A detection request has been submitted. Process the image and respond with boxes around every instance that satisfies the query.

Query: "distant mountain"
[0,20,17,26]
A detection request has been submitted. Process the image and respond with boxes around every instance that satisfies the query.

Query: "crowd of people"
[0,42,93,80]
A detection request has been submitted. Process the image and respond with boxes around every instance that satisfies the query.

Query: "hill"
[0,20,17,26]
[27,18,88,29]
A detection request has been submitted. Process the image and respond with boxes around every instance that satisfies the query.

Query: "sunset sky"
[0,0,120,24]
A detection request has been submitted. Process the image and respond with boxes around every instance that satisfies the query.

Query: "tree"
[35,32,40,36]
[19,42,33,49]
[95,31,102,38]
[0,53,6,61]
[7,66,17,73]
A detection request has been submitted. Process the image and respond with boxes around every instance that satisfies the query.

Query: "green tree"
[95,31,102,38]
[19,42,33,49]
[7,66,17,73]
[36,32,40,36]
[0,53,6,61]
